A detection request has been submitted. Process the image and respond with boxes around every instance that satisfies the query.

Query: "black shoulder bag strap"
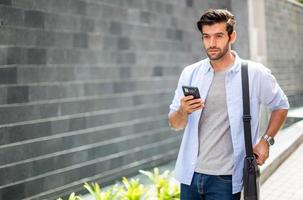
[241,62,253,157]
[241,62,260,200]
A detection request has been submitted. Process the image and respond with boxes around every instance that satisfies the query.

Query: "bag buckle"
[243,115,251,122]
[247,156,256,173]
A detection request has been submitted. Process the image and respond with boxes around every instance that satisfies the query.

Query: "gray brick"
[117,37,130,50]
[44,13,78,32]
[24,10,45,29]
[0,66,17,84]
[27,48,46,64]
[155,1,166,14]
[70,0,87,15]
[166,29,183,41]
[109,21,123,35]
[31,0,53,13]
[6,47,27,64]
[0,27,10,45]
[186,0,194,7]
[46,49,65,64]
[0,0,11,6]
[165,3,173,15]
[0,87,7,104]
[53,32,73,48]
[11,0,36,10]
[140,11,151,24]
[0,47,7,65]
[103,35,118,50]
[153,66,163,77]
[80,18,95,32]
[12,28,36,46]
[35,30,55,47]
[0,103,59,125]
[73,33,88,48]
[119,66,131,78]
[6,86,29,104]
[209,0,231,10]
[0,6,23,27]
[115,52,136,64]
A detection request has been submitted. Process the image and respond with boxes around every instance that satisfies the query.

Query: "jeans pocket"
[215,175,232,183]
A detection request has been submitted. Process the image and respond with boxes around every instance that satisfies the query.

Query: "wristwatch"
[261,133,275,146]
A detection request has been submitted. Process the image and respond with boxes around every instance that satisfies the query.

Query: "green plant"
[139,168,180,200]
[297,0,303,3]
[158,182,180,200]
[58,168,180,200]
[119,177,146,200]
[84,182,119,200]
[57,192,82,200]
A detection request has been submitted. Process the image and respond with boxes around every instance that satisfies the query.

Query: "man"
[168,9,289,200]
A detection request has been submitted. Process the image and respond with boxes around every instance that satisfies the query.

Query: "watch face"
[269,138,275,145]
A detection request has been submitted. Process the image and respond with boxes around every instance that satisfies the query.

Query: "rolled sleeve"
[259,68,289,111]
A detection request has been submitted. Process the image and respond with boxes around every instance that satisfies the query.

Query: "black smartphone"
[182,86,201,99]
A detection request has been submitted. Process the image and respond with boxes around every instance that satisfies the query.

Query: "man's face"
[202,22,234,61]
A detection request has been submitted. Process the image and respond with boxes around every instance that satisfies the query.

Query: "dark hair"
[197,9,236,36]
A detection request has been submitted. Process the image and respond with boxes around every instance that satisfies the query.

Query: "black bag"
[241,62,260,200]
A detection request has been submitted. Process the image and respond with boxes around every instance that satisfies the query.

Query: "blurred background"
[0,0,302,199]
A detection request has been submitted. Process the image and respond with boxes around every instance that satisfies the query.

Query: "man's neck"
[210,51,235,72]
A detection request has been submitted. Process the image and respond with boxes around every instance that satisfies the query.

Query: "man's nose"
[210,37,216,47]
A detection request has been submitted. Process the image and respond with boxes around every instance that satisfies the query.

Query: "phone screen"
[182,86,201,99]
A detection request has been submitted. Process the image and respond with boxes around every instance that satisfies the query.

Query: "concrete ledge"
[260,120,303,184]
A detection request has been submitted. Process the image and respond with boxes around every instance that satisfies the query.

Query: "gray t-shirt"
[195,70,234,175]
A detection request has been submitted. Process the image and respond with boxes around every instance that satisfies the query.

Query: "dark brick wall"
[0,0,231,199]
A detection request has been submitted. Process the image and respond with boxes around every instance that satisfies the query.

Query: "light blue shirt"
[169,51,289,193]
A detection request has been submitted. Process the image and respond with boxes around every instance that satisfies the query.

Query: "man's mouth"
[208,49,220,53]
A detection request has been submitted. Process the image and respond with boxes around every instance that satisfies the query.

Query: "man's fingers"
[187,99,204,106]
[182,95,194,102]
[255,154,267,165]
[180,97,205,114]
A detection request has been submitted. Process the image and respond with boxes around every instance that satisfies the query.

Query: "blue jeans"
[181,172,241,200]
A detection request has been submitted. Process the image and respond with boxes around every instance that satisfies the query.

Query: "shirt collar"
[203,50,242,74]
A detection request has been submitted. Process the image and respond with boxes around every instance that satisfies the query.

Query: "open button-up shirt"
[169,51,289,193]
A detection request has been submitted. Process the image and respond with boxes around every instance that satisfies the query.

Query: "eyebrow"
[202,32,225,36]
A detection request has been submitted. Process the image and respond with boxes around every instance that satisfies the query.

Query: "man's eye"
[203,35,209,39]
[216,35,223,38]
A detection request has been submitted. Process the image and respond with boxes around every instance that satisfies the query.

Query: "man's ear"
[230,31,237,44]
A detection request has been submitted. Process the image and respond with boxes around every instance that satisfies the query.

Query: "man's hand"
[253,139,269,165]
[180,95,204,115]
[168,96,204,130]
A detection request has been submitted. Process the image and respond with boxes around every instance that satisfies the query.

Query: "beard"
[206,41,229,61]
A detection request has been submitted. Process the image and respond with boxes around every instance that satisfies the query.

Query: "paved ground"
[261,143,303,200]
